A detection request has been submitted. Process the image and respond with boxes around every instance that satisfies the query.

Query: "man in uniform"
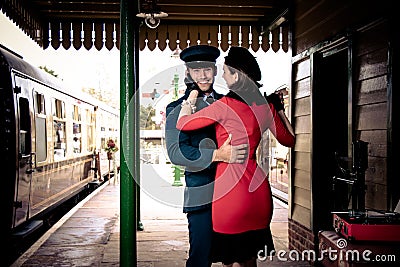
[165,45,247,267]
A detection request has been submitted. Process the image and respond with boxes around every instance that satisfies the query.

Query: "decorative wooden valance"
[40,22,288,52]
[0,0,289,52]
[41,21,121,51]
[140,24,289,52]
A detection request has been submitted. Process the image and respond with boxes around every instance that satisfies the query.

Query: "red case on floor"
[333,213,400,242]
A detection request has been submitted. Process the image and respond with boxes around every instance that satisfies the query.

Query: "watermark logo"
[122,62,276,208]
[258,241,398,263]
[336,238,347,249]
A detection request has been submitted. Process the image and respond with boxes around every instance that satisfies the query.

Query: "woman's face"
[222,64,237,89]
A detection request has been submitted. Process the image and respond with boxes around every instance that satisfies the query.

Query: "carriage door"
[14,75,35,227]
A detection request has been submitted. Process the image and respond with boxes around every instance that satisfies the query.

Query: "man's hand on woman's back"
[212,134,248,163]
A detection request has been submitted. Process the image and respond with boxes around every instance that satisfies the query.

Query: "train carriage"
[0,44,119,240]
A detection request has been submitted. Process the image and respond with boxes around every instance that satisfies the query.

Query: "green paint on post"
[120,0,139,266]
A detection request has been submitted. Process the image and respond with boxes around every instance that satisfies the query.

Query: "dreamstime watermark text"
[258,238,397,263]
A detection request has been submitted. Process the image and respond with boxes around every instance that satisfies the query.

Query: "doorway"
[312,44,351,232]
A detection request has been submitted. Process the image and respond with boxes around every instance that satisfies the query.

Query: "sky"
[0,12,120,94]
[0,11,291,110]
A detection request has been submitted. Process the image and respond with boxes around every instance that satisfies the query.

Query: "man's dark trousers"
[186,208,212,267]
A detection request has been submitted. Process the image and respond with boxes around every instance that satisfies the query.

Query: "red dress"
[176,96,294,234]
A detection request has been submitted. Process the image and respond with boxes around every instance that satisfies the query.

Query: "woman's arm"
[265,92,295,147]
[269,104,295,147]
[176,90,219,131]
[165,101,215,167]
[277,110,295,137]
[178,89,198,121]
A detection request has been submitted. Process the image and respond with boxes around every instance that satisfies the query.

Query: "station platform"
[11,164,311,267]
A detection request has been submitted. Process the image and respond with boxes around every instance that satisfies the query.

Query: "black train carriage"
[0,44,119,242]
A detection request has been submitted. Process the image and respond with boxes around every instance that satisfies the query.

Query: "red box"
[333,213,400,242]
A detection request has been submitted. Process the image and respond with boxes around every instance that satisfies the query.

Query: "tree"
[140,104,159,130]
[39,66,58,78]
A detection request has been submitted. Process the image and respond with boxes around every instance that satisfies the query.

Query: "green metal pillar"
[135,27,144,232]
[120,0,139,265]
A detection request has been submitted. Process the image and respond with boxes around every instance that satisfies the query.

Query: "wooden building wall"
[354,20,389,210]
[288,0,395,255]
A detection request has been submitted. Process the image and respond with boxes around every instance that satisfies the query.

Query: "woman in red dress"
[177,46,295,267]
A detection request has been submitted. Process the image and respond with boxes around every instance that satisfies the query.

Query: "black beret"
[225,46,261,82]
[180,45,220,67]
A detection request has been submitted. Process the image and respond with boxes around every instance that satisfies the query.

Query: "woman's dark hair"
[225,64,265,105]
[224,47,262,86]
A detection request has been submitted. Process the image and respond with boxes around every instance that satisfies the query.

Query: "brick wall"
[288,218,315,252]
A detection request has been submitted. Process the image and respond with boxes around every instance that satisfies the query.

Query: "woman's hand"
[188,89,198,103]
[178,89,199,121]
[265,92,284,111]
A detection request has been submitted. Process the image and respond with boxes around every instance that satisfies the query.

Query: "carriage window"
[73,135,81,153]
[72,105,82,154]
[73,122,81,153]
[35,92,46,114]
[73,105,81,121]
[19,97,31,155]
[34,92,47,161]
[54,99,65,119]
[86,109,95,152]
[54,121,66,160]
[36,117,47,162]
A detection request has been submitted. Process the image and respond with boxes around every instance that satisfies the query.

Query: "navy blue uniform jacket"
[165,88,223,213]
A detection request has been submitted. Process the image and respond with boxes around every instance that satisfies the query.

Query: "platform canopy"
[0,0,290,52]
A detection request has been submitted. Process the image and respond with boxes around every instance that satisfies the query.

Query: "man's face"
[187,66,215,92]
